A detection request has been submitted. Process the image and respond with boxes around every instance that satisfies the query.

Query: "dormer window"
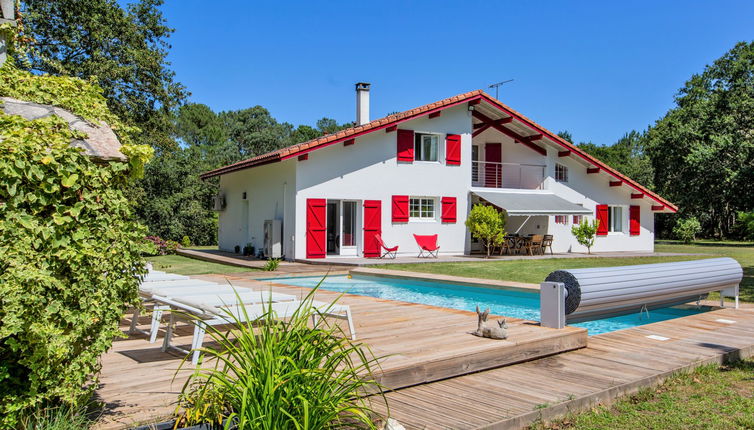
[555,163,568,182]
[414,133,439,162]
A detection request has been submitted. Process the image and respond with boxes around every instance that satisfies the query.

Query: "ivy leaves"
[0,70,150,426]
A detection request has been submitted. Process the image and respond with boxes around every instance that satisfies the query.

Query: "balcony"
[472,161,545,189]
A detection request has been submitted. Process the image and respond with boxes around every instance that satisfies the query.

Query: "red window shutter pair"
[397,129,414,162]
[441,197,457,223]
[596,204,608,236]
[397,130,462,165]
[391,195,409,223]
[445,134,461,165]
[629,205,640,236]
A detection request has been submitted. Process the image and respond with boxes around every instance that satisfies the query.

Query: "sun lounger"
[157,296,355,365]
[131,278,298,343]
[141,271,190,282]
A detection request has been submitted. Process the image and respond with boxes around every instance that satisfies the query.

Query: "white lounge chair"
[131,276,298,343]
[157,296,356,365]
[130,279,220,342]
[141,271,190,282]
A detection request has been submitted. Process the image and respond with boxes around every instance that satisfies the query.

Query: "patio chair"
[523,234,544,256]
[413,234,440,258]
[542,234,554,255]
[158,296,355,365]
[375,234,398,259]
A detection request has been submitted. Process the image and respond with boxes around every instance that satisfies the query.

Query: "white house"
[201,84,677,260]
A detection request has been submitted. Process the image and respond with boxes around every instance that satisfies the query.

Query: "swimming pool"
[267,274,710,335]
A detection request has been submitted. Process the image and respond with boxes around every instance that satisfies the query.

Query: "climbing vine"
[0,59,152,427]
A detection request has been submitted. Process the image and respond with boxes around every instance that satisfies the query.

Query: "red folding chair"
[413,234,440,258]
[375,234,398,259]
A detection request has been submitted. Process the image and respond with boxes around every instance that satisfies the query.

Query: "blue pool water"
[268,275,710,335]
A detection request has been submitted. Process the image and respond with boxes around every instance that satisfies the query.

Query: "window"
[414,133,439,162]
[555,215,567,225]
[471,145,480,182]
[573,215,583,225]
[409,197,436,220]
[342,201,356,246]
[608,206,623,232]
[555,164,568,182]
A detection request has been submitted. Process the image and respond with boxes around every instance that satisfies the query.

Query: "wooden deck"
[370,305,754,429]
[94,273,585,429]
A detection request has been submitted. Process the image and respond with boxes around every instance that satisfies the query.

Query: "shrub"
[174,379,230,429]
[0,65,151,426]
[571,218,599,254]
[242,243,254,256]
[144,236,180,255]
[181,235,191,248]
[465,204,506,257]
[17,401,93,430]
[178,287,385,428]
[735,212,754,241]
[263,258,280,271]
[673,217,702,244]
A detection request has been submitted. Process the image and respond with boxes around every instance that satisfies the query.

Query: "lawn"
[146,253,255,275]
[377,241,754,301]
[529,360,754,430]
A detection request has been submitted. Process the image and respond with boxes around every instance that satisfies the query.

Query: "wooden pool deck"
[370,304,754,429]
[91,269,754,430]
[94,273,585,429]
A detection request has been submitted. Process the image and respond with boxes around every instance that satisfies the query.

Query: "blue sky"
[157,1,753,146]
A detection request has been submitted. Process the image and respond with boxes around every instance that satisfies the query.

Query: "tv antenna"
[488,79,514,99]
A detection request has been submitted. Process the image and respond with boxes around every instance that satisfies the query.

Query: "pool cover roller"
[540,258,742,328]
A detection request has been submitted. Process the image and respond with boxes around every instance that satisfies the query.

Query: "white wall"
[217,160,296,258]
[294,104,473,259]
[543,146,655,253]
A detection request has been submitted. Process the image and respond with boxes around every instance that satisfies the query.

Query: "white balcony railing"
[472,161,545,189]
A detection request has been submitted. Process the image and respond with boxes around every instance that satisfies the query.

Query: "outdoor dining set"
[499,234,553,256]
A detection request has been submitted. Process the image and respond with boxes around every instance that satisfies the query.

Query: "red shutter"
[363,200,382,257]
[596,204,608,236]
[392,195,408,223]
[629,205,641,236]
[445,134,461,165]
[397,129,414,162]
[441,197,457,223]
[306,198,326,258]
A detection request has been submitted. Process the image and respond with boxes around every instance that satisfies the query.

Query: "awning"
[472,191,593,216]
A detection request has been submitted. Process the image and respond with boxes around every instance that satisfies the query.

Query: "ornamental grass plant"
[176,285,386,429]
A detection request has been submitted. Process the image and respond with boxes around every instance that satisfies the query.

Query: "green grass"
[529,360,754,430]
[146,254,255,276]
[374,241,754,301]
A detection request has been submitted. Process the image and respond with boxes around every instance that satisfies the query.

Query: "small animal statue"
[474,306,508,339]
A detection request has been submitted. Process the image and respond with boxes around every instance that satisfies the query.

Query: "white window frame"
[607,206,625,233]
[555,163,568,182]
[409,197,437,222]
[414,133,441,162]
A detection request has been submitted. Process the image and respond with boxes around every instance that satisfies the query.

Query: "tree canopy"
[18,0,188,150]
[645,41,754,237]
